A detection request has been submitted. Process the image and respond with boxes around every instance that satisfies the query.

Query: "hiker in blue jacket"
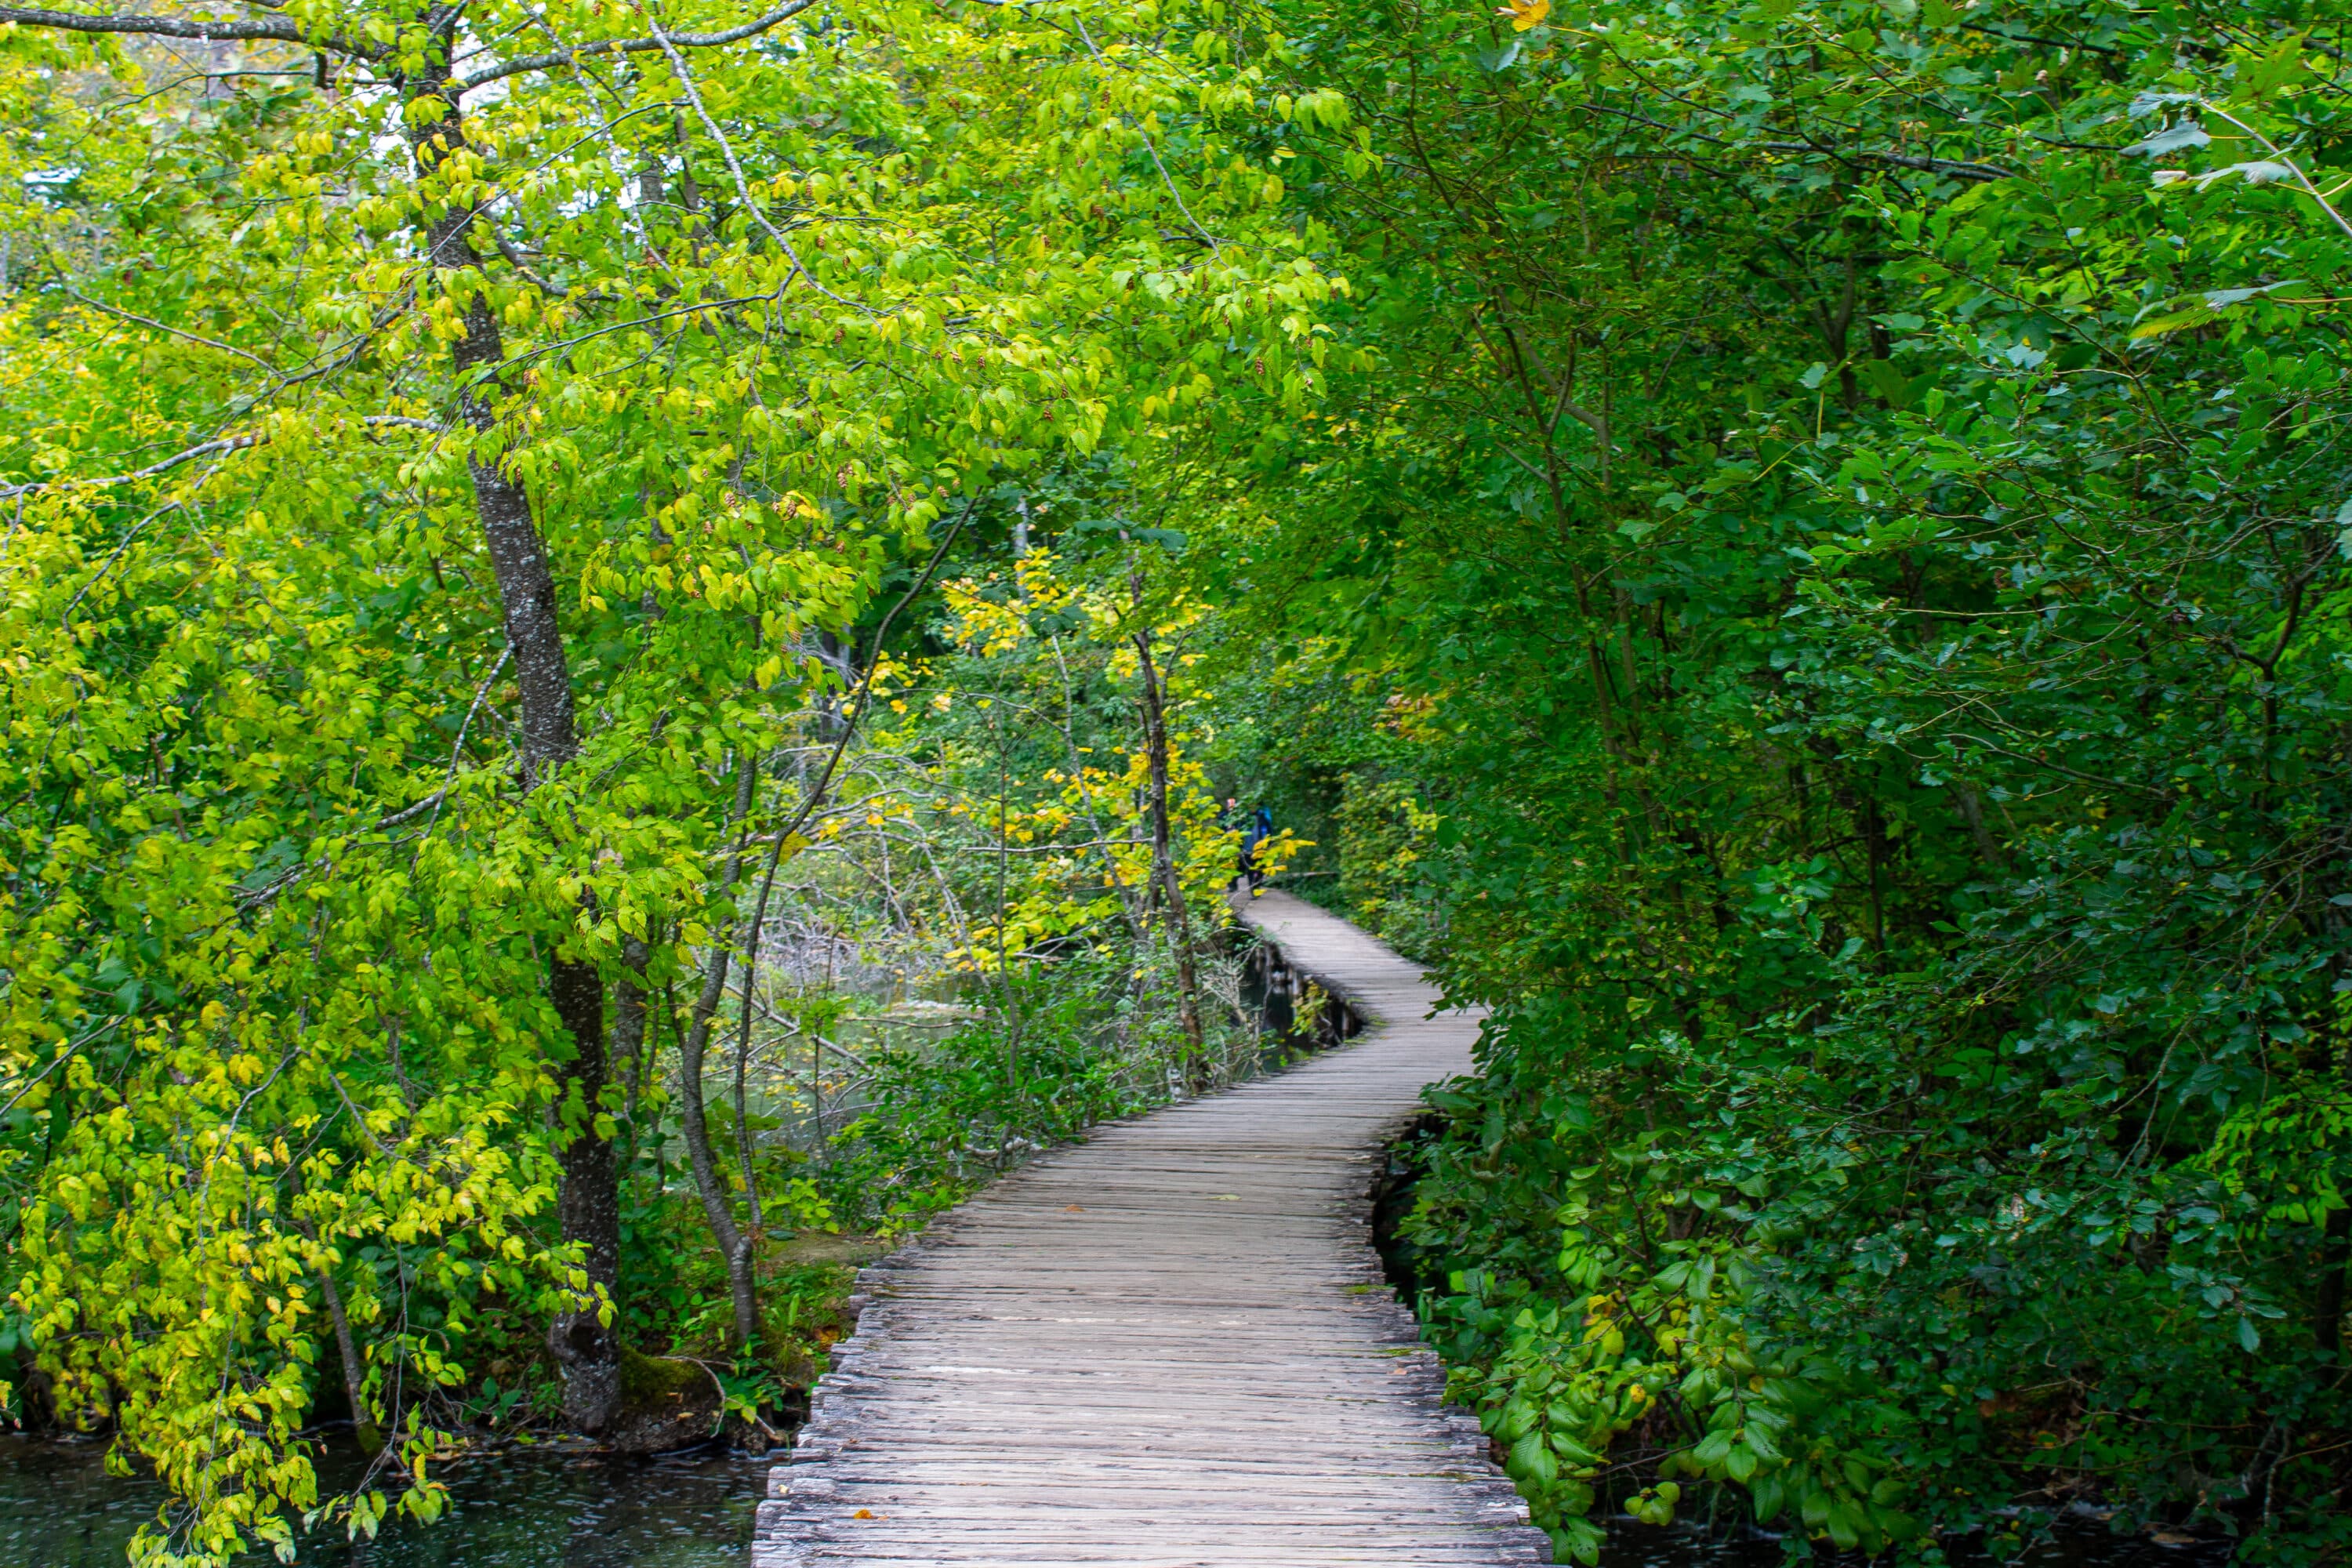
[1237,804,1274,892]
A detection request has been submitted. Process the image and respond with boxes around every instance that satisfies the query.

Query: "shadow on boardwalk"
[755,888,1549,1567]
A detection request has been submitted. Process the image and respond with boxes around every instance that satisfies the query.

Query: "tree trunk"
[403,55,617,1432]
[991,699,1025,1116]
[733,962,767,1240]
[313,1261,379,1454]
[680,958,760,1350]
[1951,779,2004,866]
[546,960,617,1424]
[1131,609,1204,1060]
[678,757,764,1352]
[285,1167,379,1452]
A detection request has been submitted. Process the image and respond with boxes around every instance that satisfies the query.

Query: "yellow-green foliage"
[0,0,1341,1559]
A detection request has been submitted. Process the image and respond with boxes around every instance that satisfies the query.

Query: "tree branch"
[1756,140,2013,183]
[455,0,821,91]
[0,415,440,499]
[638,2,855,309]
[60,287,279,368]
[0,5,384,60]
[2,435,256,500]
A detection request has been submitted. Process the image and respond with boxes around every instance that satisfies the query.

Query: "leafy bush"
[1238,0,2352,1557]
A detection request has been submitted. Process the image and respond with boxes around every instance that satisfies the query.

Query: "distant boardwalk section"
[754,888,1548,1566]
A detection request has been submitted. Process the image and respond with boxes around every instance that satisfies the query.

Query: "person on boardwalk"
[1235,802,1273,893]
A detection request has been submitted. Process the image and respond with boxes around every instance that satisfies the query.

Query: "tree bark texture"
[313,1261,379,1452]
[405,56,619,1432]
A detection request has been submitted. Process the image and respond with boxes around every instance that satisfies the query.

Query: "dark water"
[1596,1512,2235,1568]
[1,1436,766,1568]
[4,1436,2238,1567]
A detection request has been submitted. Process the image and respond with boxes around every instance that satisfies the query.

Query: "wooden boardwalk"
[754,889,1549,1566]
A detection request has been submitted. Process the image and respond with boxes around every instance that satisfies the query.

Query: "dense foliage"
[9,0,2352,1562]
[0,2,1319,1561]
[1214,0,2352,1559]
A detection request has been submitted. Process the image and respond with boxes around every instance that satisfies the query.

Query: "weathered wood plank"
[756,890,1550,1566]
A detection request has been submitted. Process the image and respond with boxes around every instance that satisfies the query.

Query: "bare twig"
[637,4,860,310]
[2,415,440,499]
[60,287,278,368]
[456,0,822,91]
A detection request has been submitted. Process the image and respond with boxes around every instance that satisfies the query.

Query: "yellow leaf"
[1498,0,1550,28]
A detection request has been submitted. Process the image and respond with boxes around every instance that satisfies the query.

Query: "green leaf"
[1552,1431,1604,1464]
[1509,1429,1559,1484]
[2122,122,2211,157]
[1856,359,1934,410]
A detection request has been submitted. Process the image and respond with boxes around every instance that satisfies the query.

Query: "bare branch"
[494,233,568,299]
[455,0,820,91]
[1,435,256,500]
[640,3,862,310]
[62,286,279,368]
[416,645,512,841]
[1757,141,2014,183]
[0,5,384,60]
[2,415,440,499]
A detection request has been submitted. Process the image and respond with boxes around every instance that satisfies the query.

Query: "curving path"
[753,888,1549,1567]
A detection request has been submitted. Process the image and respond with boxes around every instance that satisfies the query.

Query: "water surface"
[5,1436,2239,1568]
[2,1436,764,1568]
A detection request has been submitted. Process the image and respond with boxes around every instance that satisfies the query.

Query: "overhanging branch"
[0,5,386,60]
[456,0,821,90]
[0,415,441,499]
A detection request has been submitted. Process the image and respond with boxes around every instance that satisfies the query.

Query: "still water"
[2,1436,766,1568]
[4,1437,2234,1568]
[1597,1514,2232,1568]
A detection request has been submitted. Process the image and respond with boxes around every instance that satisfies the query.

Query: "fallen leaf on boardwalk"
[852,1509,876,1520]
[1210,1194,1240,1200]
[1065,1204,1084,1212]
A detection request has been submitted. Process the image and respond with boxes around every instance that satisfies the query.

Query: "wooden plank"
[756,890,1552,1567]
